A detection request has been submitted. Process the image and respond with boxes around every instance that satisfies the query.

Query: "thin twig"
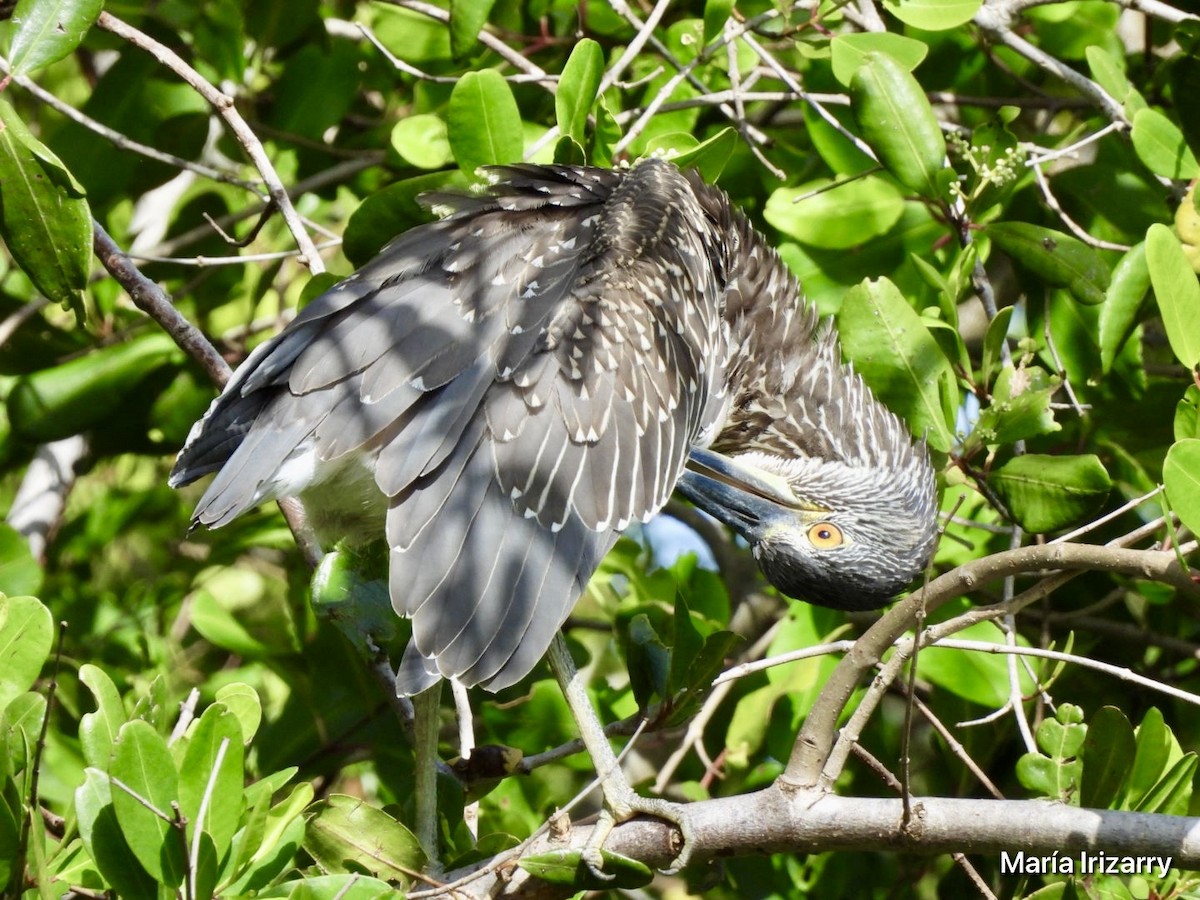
[96,12,325,274]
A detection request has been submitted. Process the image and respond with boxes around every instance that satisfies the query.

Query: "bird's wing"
[173,160,734,692]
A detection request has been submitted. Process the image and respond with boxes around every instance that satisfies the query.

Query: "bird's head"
[677,446,938,611]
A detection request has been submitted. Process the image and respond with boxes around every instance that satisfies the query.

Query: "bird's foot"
[581,776,694,879]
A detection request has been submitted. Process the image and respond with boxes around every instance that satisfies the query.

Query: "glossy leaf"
[1134,753,1197,816]
[0,524,42,604]
[75,768,158,899]
[702,0,734,45]
[178,704,244,862]
[254,874,398,899]
[1163,439,1200,536]
[965,365,1060,451]
[519,848,654,890]
[1099,242,1149,371]
[850,52,947,199]
[987,222,1110,305]
[764,176,904,249]
[7,332,181,443]
[882,0,981,29]
[447,70,523,178]
[830,33,928,87]
[342,170,466,266]
[1080,706,1135,809]
[1131,108,1199,180]
[0,594,52,714]
[979,305,1014,388]
[448,0,497,57]
[109,719,185,887]
[7,0,102,76]
[215,682,262,744]
[1175,386,1200,441]
[390,115,453,170]
[838,277,956,451]
[920,622,1034,707]
[303,794,423,880]
[556,39,604,146]
[0,100,91,317]
[2,691,45,778]
[1146,223,1200,366]
[79,663,127,770]
[1124,708,1176,810]
[989,454,1111,533]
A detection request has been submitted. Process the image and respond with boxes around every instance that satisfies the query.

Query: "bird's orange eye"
[807,522,844,549]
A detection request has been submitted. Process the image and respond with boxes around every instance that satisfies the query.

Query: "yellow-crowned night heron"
[170,158,938,866]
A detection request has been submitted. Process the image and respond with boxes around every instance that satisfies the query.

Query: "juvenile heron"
[171,158,938,865]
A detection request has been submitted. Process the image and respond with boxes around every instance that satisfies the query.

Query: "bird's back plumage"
[171,158,935,694]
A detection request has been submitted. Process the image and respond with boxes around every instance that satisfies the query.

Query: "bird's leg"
[546,633,694,875]
[412,681,443,873]
[450,678,480,840]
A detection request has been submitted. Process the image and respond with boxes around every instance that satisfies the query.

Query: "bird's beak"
[677,448,819,539]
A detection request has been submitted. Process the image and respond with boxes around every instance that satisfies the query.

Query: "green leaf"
[988,454,1112,533]
[966,365,1060,451]
[303,794,423,881]
[342,170,466,267]
[1124,708,1176,810]
[109,719,185,888]
[447,69,523,179]
[665,126,738,181]
[850,52,947,199]
[764,176,904,250]
[1168,50,1200,160]
[0,100,92,317]
[519,848,654,890]
[979,306,1014,388]
[1146,223,1200,367]
[214,682,262,744]
[882,0,981,29]
[1163,439,1200,536]
[1134,753,1197,816]
[0,789,16,890]
[449,0,497,57]
[626,614,670,709]
[987,222,1110,306]
[702,0,734,45]
[920,622,1034,707]
[1086,46,1141,113]
[254,874,397,899]
[7,332,181,443]
[0,594,52,714]
[178,704,244,863]
[224,781,311,894]
[79,663,127,770]
[1099,242,1149,372]
[1017,705,1086,801]
[1175,386,1200,441]
[1080,706,1135,809]
[556,39,604,146]
[1131,108,1200,181]
[830,33,928,87]
[390,115,453,170]
[7,0,103,76]
[838,277,956,452]
[0,523,40,598]
[2,691,45,778]
[75,768,158,900]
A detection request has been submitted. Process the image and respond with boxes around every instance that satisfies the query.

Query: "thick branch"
[785,542,1197,787]
[446,787,1200,898]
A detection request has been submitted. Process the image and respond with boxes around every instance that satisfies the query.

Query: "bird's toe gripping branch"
[547,634,696,877]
